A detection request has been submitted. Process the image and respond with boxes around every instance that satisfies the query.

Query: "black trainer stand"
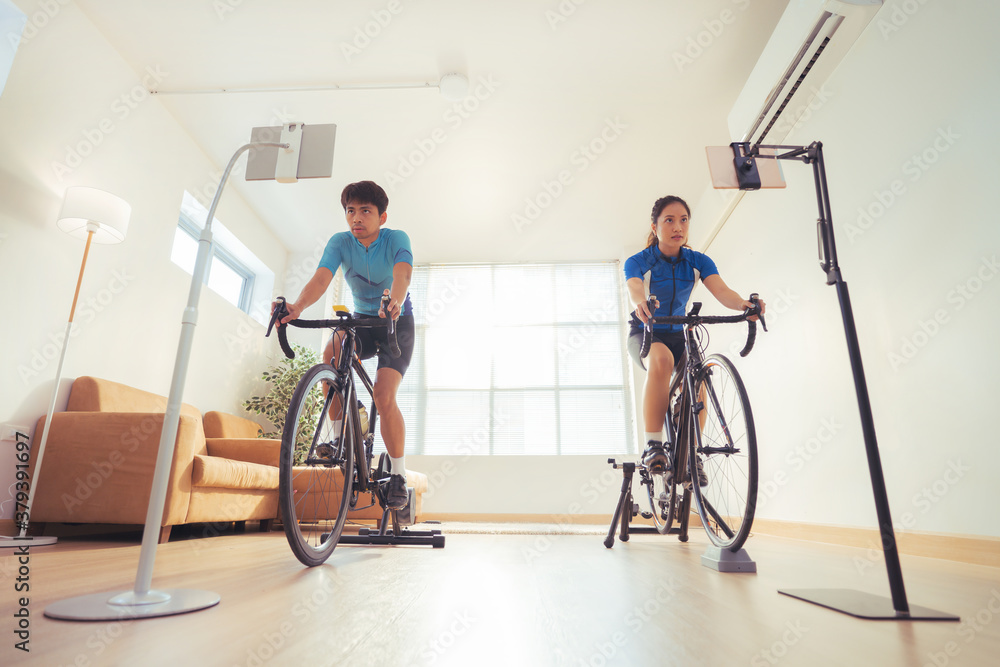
[736,141,957,621]
[604,459,683,549]
[339,488,446,548]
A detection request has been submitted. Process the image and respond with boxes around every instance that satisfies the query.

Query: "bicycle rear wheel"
[646,470,674,534]
[280,364,355,566]
[689,354,758,551]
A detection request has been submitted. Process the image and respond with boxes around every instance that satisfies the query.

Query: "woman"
[624,195,765,483]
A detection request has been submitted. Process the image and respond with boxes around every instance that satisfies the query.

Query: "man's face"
[345,199,387,243]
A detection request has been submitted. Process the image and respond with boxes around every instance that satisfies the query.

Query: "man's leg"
[373,367,405,458]
[374,366,408,509]
[323,331,347,420]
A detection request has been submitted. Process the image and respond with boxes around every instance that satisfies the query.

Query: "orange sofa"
[27,376,279,542]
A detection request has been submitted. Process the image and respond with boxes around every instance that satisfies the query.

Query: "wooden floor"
[2,524,998,666]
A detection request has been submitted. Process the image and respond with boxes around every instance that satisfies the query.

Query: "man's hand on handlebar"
[272,299,302,325]
[379,289,400,321]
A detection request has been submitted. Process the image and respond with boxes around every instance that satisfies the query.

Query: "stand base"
[339,528,445,548]
[44,589,220,621]
[702,546,757,573]
[778,588,959,621]
[0,534,57,547]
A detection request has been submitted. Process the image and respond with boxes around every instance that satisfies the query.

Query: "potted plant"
[244,343,321,463]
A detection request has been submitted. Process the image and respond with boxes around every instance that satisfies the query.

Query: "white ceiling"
[75,0,787,263]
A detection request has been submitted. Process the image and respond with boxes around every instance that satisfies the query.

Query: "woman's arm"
[626,277,654,322]
[703,274,766,317]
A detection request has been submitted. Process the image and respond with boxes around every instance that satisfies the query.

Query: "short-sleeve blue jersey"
[624,245,719,332]
[318,228,413,316]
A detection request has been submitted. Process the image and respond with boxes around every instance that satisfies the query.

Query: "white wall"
[0,3,289,518]
[692,0,1000,537]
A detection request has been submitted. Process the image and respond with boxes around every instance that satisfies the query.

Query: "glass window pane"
[493,391,557,455]
[492,265,554,326]
[424,327,490,389]
[423,391,492,455]
[555,264,620,323]
[170,227,198,274]
[493,327,555,388]
[559,389,628,454]
[207,256,245,307]
[557,325,624,386]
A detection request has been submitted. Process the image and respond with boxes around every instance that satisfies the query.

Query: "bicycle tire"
[280,364,355,566]
[646,469,673,535]
[689,354,758,551]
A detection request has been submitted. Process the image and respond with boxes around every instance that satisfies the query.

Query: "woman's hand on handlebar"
[634,296,658,324]
[379,289,400,321]
[741,295,766,322]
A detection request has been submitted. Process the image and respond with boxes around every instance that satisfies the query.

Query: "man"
[279,180,414,509]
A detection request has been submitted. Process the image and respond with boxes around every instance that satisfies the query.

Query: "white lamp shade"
[57,186,131,244]
[439,73,469,101]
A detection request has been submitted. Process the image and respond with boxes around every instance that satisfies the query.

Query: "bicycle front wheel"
[280,364,355,566]
[689,354,758,551]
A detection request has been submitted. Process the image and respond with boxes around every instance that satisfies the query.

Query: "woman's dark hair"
[646,195,691,248]
[341,181,389,216]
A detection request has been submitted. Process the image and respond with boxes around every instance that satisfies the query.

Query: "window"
[170,192,274,325]
[337,262,635,456]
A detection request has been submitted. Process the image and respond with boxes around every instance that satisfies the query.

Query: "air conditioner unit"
[728,0,883,148]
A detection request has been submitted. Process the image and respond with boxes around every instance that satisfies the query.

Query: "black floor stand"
[604,459,676,549]
[746,141,957,621]
[339,494,446,548]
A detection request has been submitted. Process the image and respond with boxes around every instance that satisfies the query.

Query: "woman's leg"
[643,341,675,434]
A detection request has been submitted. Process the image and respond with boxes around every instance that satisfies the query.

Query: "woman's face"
[652,202,690,253]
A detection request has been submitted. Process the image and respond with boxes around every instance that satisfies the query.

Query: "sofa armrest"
[205,438,280,468]
[203,411,265,439]
[28,412,201,526]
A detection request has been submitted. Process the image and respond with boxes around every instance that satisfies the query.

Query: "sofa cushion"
[204,411,264,439]
[67,376,207,456]
[206,438,280,467]
[192,455,278,491]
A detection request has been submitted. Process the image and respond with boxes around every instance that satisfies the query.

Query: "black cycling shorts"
[334,314,415,377]
[627,328,685,369]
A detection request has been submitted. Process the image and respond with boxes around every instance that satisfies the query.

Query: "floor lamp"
[718,141,957,621]
[44,122,334,621]
[0,187,130,550]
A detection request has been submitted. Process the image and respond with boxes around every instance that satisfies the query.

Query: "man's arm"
[280,267,333,323]
[382,261,413,320]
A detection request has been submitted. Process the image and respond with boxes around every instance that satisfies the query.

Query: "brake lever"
[749,293,767,332]
[267,297,287,338]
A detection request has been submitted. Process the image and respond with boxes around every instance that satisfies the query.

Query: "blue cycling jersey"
[624,245,719,332]
[318,228,413,316]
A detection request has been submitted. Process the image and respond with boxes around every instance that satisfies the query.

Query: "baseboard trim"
[421,513,999,568]
[750,518,1000,569]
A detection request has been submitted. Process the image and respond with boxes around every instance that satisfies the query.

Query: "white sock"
[389,455,406,477]
[645,432,663,445]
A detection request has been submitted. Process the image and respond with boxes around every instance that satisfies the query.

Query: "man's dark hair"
[341,181,389,216]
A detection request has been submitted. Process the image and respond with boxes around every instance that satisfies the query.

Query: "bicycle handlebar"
[266,295,401,360]
[639,293,766,360]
